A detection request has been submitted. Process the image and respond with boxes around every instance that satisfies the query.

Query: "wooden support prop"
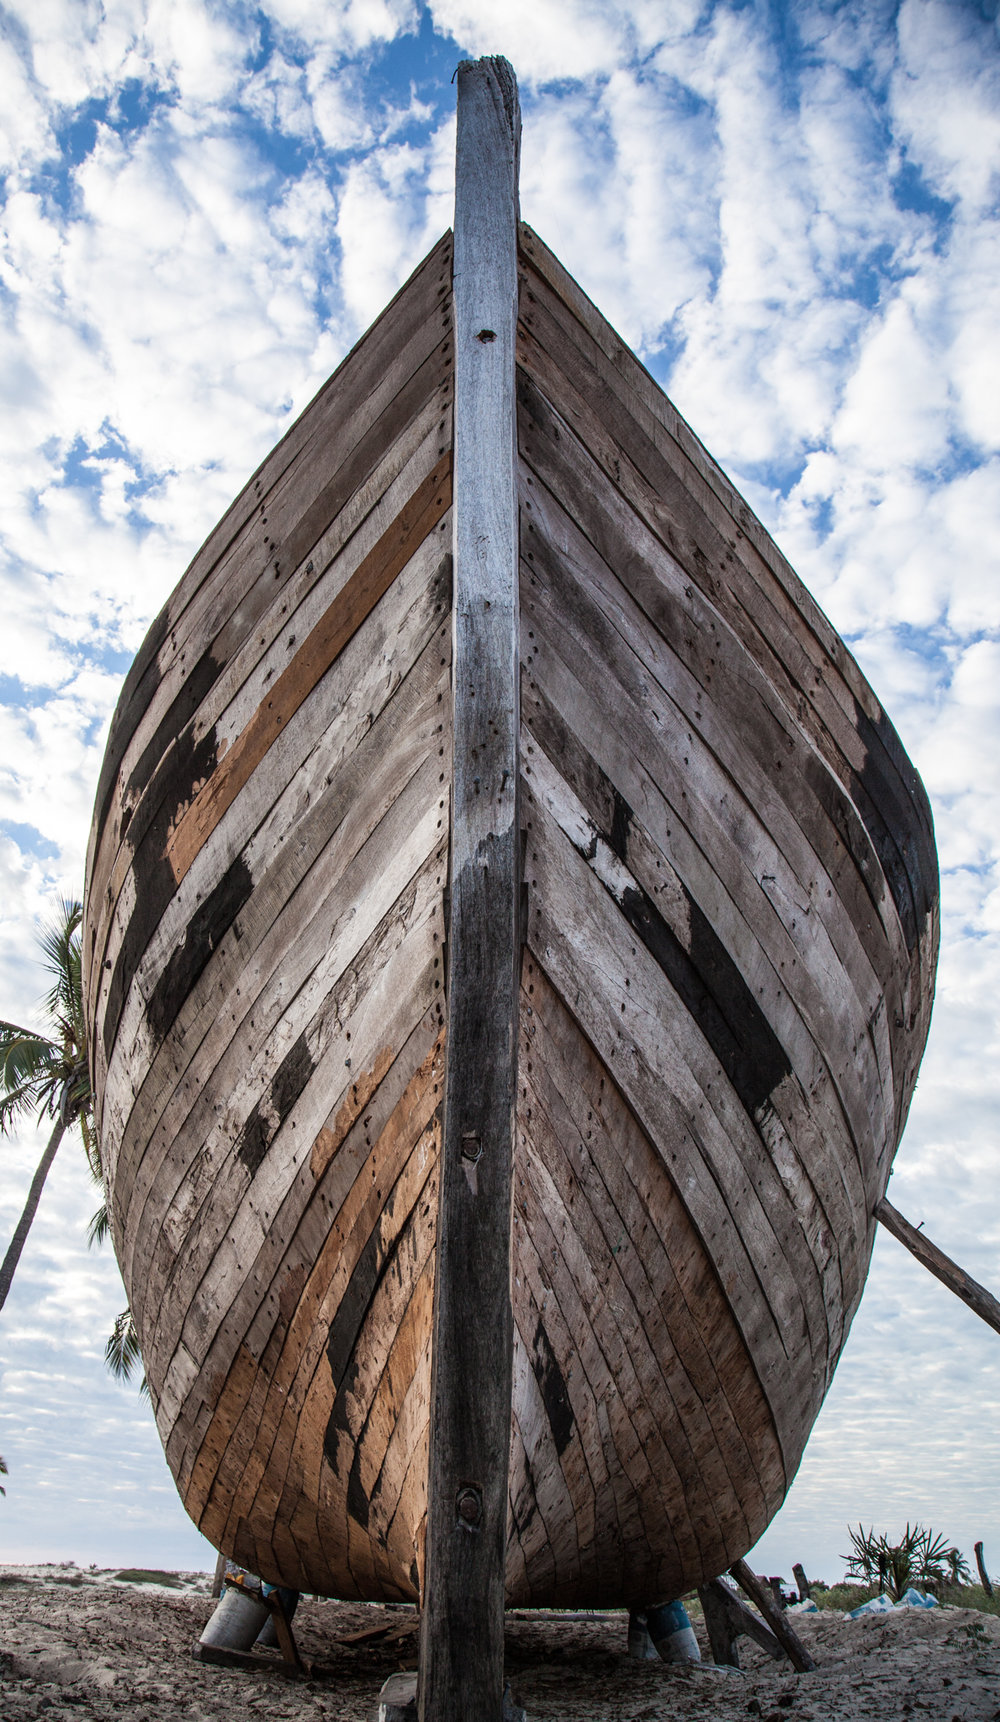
[194,1575,307,1677]
[194,1643,307,1678]
[226,1573,305,1673]
[729,1559,817,1672]
[975,1541,993,1597]
[697,1578,783,1669]
[793,1562,811,1601]
[417,55,521,1722]
[876,1198,1000,1338]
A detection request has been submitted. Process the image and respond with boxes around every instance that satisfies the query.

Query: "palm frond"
[0,1028,61,1132]
[40,901,83,1027]
[0,1023,59,1104]
[105,1307,148,1396]
[87,1200,110,1249]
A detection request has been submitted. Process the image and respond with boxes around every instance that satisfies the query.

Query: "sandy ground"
[2,1565,1000,1720]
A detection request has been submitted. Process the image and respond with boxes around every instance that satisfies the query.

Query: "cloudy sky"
[2,0,999,1589]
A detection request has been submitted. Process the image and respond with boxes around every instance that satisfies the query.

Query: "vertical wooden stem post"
[417,56,521,1722]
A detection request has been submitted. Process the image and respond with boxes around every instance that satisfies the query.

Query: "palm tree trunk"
[0,1117,65,1312]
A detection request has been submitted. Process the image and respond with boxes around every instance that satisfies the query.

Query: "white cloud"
[266,0,417,55]
[893,0,1000,214]
[519,71,717,350]
[428,0,628,82]
[834,294,950,470]
[336,126,452,329]
[0,33,54,172]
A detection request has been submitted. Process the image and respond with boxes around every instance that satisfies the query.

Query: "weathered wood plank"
[520,589,885,1223]
[516,241,937,1065]
[104,548,451,1199]
[508,1305,586,1601]
[519,668,856,1364]
[524,737,855,1366]
[144,825,447,1403]
[84,232,453,893]
[519,1047,744,1579]
[118,682,449,1330]
[520,671,870,1282]
[517,372,899,1047]
[175,1014,443,1514]
[516,1113,703,1590]
[516,406,905,1034]
[88,380,452,1010]
[165,453,451,886]
[522,782,822,1474]
[91,443,452,1121]
[203,1026,444,1599]
[518,228,938,912]
[419,55,520,1722]
[521,960,786,1524]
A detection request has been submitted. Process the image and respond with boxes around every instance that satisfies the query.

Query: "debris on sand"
[2,1565,1000,1720]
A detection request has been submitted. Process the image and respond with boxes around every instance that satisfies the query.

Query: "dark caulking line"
[93,606,171,842]
[123,649,224,825]
[609,787,631,864]
[145,854,255,1048]
[323,1168,436,1524]
[616,869,790,1119]
[529,733,791,1120]
[236,1034,316,1177]
[103,723,224,1060]
[530,1314,574,1456]
[852,699,938,958]
[524,690,790,1114]
[342,1254,437,1541]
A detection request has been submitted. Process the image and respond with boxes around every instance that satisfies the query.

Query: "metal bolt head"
[456,1486,483,1528]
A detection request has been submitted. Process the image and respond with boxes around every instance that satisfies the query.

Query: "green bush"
[842,1524,971,1600]
[937,1583,1000,1617]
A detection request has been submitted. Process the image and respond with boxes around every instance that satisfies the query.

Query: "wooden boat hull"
[83,220,937,1609]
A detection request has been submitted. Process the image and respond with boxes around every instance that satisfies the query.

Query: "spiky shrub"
[843,1524,971,1600]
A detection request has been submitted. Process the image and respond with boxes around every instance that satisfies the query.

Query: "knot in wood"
[456,1486,483,1528]
[476,328,496,343]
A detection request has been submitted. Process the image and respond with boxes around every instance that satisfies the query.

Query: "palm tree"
[0,898,146,1391]
[0,900,96,1311]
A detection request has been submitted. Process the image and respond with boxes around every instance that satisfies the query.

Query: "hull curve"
[83,223,938,1608]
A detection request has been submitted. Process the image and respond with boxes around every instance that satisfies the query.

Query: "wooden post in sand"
[730,1559,816,1672]
[417,56,522,1722]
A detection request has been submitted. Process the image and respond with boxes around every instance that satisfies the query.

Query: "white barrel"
[647,1600,701,1663]
[199,1582,270,1650]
